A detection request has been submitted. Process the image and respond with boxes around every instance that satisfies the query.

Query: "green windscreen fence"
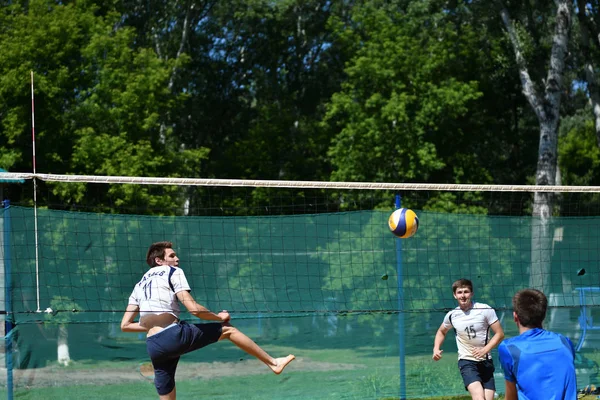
[1,205,599,399]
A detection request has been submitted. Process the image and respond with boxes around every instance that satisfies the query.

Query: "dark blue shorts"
[458,359,495,391]
[146,320,223,395]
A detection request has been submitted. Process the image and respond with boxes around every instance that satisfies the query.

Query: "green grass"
[0,356,462,399]
[0,345,588,399]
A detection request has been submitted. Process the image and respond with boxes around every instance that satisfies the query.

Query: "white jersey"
[442,301,499,361]
[128,265,191,319]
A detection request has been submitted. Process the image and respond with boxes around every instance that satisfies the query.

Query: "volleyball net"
[0,173,599,399]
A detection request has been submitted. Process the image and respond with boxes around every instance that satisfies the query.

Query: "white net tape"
[1,172,600,192]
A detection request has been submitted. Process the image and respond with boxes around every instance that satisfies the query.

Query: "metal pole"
[394,194,406,399]
[3,199,13,400]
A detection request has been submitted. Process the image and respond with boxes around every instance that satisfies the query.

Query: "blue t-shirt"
[498,328,576,400]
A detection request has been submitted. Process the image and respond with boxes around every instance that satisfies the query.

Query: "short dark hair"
[513,288,547,328]
[146,241,174,267]
[452,278,473,294]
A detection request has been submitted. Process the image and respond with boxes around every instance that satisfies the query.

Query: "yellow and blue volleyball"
[388,208,419,238]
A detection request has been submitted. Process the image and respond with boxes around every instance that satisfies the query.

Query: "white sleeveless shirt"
[442,301,499,361]
[128,265,191,318]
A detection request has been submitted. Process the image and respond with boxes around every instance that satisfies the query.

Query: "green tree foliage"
[560,109,600,186]
[213,1,351,180]
[322,0,538,212]
[557,108,600,210]
[112,0,353,184]
[95,0,360,214]
[0,0,597,217]
[0,0,208,212]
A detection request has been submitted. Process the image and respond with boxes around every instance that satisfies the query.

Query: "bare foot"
[270,355,295,374]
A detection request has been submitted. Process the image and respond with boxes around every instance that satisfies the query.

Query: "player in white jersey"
[120,241,295,400]
[432,278,504,400]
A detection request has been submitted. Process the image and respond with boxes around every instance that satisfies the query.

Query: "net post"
[2,199,13,400]
[394,194,407,400]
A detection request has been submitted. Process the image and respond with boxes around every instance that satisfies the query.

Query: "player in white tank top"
[442,301,498,361]
[120,241,295,400]
[432,279,504,400]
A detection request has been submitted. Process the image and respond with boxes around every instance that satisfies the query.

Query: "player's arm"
[176,290,230,322]
[120,304,147,333]
[472,320,504,359]
[433,323,450,361]
[504,380,518,400]
[498,342,518,399]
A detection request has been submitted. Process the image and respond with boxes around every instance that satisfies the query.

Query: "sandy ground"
[0,358,364,388]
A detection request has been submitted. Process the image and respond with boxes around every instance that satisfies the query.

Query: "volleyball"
[388,208,419,238]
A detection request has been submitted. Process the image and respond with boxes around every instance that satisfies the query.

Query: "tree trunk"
[500,1,571,294]
[530,193,553,291]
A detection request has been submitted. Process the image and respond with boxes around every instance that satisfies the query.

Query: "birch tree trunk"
[500,1,571,294]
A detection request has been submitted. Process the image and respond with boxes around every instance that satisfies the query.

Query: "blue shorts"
[458,359,495,391]
[146,320,223,395]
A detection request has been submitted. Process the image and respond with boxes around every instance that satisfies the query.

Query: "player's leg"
[146,325,183,400]
[159,386,176,400]
[219,323,295,374]
[152,357,180,400]
[458,360,486,400]
[465,382,486,400]
[479,360,496,400]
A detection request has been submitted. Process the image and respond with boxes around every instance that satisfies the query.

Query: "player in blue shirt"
[498,288,576,400]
